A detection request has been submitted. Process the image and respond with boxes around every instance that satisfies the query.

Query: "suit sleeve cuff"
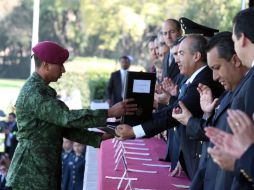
[133,125,145,138]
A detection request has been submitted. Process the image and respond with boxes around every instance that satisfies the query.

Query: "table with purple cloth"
[98,138,191,190]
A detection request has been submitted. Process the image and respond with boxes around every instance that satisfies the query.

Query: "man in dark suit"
[206,109,254,189]
[116,34,224,179]
[107,55,131,106]
[161,19,182,81]
[206,8,254,190]
[157,21,183,163]
[172,31,248,190]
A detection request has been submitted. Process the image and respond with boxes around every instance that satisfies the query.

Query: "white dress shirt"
[120,69,127,98]
[133,65,207,138]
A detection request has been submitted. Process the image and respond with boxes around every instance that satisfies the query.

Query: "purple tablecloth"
[98,138,191,190]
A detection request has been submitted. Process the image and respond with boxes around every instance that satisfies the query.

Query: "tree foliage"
[182,0,241,32]
[79,0,185,58]
[0,0,242,69]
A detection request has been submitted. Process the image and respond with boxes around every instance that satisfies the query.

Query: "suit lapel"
[232,67,254,99]
[185,66,209,92]
[212,92,232,124]
[116,70,122,88]
[167,59,179,79]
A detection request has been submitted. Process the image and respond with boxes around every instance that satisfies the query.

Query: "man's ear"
[42,62,50,71]
[239,33,247,47]
[193,52,201,63]
[231,54,242,68]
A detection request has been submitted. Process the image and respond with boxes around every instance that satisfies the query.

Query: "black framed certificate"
[97,125,119,137]
[121,71,156,126]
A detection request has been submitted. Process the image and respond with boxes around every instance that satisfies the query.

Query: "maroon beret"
[32,41,69,65]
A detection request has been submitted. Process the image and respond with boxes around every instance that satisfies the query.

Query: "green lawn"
[0,56,145,115]
[65,56,145,73]
[0,79,25,88]
[0,80,23,117]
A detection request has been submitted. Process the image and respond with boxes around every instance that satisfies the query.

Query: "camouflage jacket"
[6,72,107,190]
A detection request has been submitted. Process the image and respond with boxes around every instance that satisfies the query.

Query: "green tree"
[39,0,84,55]
[182,0,241,31]
[79,0,185,60]
[0,0,33,58]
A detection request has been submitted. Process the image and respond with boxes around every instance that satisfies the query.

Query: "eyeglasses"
[162,30,176,36]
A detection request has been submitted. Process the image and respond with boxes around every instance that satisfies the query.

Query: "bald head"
[162,19,182,47]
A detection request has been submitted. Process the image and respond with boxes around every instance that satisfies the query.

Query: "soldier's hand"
[115,124,135,140]
[108,98,137,118]
[101,133,114,141]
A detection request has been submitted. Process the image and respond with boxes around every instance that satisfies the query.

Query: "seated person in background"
[0,154,11,189]
[63,142,86,190]
[4,113,18,159]
[61,138,73,190]
[0,164,7,189]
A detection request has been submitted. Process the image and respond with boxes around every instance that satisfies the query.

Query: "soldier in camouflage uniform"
[6,41,136,190]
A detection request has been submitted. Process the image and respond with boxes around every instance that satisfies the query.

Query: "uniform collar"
[32,72,47,84]
[32,72,57,97]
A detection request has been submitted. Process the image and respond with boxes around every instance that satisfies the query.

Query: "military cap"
[179,17,219,37]
[32,41,69,65]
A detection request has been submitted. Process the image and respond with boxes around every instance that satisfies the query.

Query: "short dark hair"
[187,34,208,63]
[172,36,186,47]
[165,19,181,31]
[33,55,43,68]
[233,8,254,43]
[9,112,16,118]
[207,31,235,62]
[159,41,167,47]
[119,56,130,63]
[148,35,157,43]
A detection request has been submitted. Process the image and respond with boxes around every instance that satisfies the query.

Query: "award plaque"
[121,71,156,126]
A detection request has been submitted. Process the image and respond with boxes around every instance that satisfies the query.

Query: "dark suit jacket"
[228,67,254,190]
[142,66,223,137]
[165,74,186,164]
[61,151,73,190]
[230,67,254,119]
[232,144,254,190]
[141,66,224,179]
[162,51,180,81]
[107,70,123,106]
[202,92,234,190]
[204,67,254,190]
[63,154,85,190]
[186,91,233,190]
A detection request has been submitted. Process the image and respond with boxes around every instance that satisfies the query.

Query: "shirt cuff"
[133,125,146,138]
